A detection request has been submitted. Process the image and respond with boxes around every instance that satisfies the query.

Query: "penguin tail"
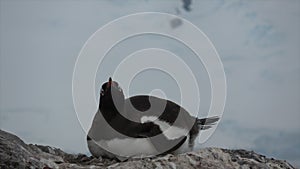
[188,116,219,149]
[196,116,220,130]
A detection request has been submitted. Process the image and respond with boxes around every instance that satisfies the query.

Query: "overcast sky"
[0,0,299,167]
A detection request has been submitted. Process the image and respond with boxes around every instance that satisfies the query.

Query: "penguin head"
[99,77,125,111]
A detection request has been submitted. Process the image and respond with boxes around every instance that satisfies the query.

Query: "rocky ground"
[0,129,296,169]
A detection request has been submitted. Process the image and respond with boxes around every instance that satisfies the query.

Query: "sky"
[0,0,299,167]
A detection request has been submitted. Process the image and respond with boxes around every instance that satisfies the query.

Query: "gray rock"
[0,129,295,169]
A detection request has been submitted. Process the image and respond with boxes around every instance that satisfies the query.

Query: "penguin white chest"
[88,138,158,158]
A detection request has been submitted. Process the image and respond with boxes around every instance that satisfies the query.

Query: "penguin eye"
[100,88,104,96]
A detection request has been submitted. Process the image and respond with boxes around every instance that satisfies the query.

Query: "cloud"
[253,132,300,162]
[182,0,192,12]
[246,23,284,48]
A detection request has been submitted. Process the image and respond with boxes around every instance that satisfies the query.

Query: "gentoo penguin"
[87,77,219,160]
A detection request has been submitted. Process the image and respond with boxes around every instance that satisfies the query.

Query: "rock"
[0,129,295,169]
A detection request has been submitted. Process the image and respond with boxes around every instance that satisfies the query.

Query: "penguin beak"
[107,77,112,88]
